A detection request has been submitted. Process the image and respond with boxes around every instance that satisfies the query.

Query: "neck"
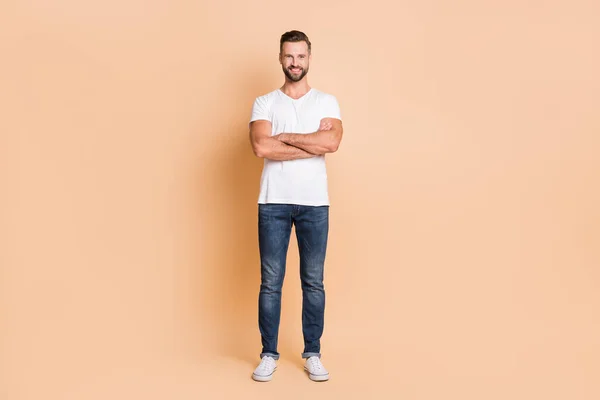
[280,79,311,99]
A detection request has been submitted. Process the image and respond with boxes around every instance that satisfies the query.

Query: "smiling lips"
[290,67,302,73]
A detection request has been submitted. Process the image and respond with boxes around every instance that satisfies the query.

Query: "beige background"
[2,1,599,399]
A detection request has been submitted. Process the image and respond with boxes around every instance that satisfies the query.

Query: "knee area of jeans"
[260,280,283,292]
[301,280,324,291]
[261,269,284,287]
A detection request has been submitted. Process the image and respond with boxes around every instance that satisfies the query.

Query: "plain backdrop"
[1,1,599,399]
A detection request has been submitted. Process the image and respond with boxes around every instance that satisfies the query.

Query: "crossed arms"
[249,118,343,161]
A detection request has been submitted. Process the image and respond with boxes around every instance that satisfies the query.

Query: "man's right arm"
[249,120,316,161]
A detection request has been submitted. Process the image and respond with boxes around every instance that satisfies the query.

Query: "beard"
[283,65,309,82]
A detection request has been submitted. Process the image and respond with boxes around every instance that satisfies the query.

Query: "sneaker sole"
[252,368,276,382]
[304,367,329,382]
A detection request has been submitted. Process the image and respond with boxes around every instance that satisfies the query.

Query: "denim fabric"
[257,203,328,360]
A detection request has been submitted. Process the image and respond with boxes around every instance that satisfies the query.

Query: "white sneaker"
[252,356,277,382]
[304,356,329,381]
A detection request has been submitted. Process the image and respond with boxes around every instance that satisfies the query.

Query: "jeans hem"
[260,352,280,360]
[302,352,321,359]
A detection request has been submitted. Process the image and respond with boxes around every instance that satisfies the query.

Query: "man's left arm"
[277,118,343,155]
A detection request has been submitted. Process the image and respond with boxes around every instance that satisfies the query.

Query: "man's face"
[279,41,311,82]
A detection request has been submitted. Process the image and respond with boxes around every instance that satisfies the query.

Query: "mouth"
[289,68,302,74]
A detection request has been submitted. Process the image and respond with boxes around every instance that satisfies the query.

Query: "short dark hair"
[280,30,311,54]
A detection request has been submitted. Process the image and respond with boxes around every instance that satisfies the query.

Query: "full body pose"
[248,30,343,382]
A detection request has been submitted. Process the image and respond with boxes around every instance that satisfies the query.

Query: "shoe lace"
[260,356,275,370]
[309,357,322,370]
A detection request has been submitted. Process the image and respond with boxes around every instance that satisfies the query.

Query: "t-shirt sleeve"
[322,95,342,120]
[249,96,270,123]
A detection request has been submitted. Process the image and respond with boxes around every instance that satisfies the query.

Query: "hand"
[318,119,333,131]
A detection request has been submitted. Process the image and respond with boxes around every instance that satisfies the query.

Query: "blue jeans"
[257,203,329,360]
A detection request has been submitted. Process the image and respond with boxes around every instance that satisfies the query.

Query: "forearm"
[279,130,339,155]
[255,137,316,161]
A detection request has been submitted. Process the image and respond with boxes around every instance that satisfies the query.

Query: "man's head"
[279,30,312,83]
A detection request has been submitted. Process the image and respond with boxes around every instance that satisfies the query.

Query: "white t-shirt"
[249,88,342,206]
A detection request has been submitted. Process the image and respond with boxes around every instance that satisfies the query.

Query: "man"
[248,30,343,382]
